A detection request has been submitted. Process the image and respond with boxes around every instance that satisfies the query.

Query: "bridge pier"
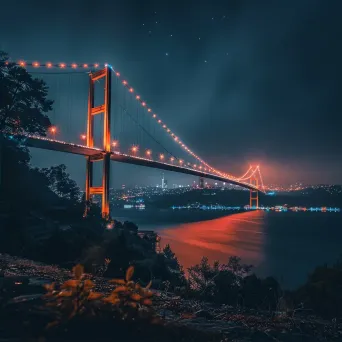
[249,175,259,209]
[84,66,112,219]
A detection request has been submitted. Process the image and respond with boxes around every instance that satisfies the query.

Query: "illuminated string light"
[131,145,139,154]
[14,58,257,186]
[14,60,105,69]
[2,131,262,192]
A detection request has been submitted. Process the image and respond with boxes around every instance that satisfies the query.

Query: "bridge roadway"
[3,133,262,192]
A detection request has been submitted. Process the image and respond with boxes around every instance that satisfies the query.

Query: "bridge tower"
[249,175,259,209]
[85,66,112,218]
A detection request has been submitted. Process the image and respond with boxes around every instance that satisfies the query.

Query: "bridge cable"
[118,104,179,161]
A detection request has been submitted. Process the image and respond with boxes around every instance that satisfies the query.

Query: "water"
[114,210,342,289]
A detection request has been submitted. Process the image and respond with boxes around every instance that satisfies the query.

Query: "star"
[165,52,169,56]
[204,60,207,63]
[170,34,173,37]
[198,37,201,40]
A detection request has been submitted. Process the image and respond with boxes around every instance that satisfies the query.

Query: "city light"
[112,140,118,148]
[80,134,86,140]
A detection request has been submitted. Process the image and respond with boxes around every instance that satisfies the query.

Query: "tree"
[0,51,53,203]
[163,244,186,285]
[39,164,80,202]
[188,256,253,303]
[0,51,52,135]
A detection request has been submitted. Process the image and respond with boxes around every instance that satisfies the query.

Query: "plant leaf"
[131,293,142,301]
[141,298,152,306]
[145,280,152,290]
[84,279,94,289]
[88,292,102,300]
[62,279,79,288]
[144,290,153,298]
[125,266,134,281]
[109,279,126,285]
[113,286,128,293]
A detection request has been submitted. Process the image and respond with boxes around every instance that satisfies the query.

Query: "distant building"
[161,173,168,189]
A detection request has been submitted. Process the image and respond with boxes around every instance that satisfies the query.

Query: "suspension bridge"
[1,60,265,218]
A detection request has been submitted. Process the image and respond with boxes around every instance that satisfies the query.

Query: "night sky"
[1,0,342,187]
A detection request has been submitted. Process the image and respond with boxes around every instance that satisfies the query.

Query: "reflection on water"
[157,211,266,274]
[117,209,342,288]
[154,211,342,289]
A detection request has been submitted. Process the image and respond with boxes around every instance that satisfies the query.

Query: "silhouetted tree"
[188,256,253,304]
[39,164,80,202]
[0,51,52,135]
[0,51,53,205]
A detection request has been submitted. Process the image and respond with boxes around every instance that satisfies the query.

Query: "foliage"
[0,51,53,135]
[44,264,157,331]
[292,261,342,318]
[39,164,80,202]
[158,244,186,288]
[44,264,103,327]
[188,256,253,304]
[105,265,156,320]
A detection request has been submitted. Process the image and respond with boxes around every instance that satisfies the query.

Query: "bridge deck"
[2,134,262,192]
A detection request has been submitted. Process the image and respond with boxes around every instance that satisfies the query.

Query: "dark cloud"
[1,0,341,187]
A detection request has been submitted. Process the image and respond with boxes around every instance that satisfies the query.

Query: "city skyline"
[1,0,342,186]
